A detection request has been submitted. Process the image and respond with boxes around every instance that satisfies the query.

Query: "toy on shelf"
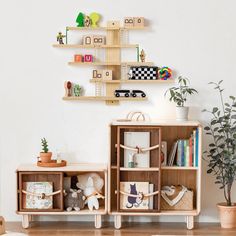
[124,17,134,27]
[64,189,86,211]
[77,173,105,211]
[76,12,84,27]
[93,69,112,80]
[83,35,106,46]
[64,81,72,97]
[139,49,146,62]
[73,84,82,96]
[129,66,158,80]
[74,54,83,62]
[57,32,66,44]
[84,15,91,27]
[84,54,93,62]
[114,89,146,98]
[159,66,172,80]
[0,216,6,235]
[107,20,120,28]
[134,17,145,27]
[116,111,150,122]
[90,12,100,27]
[124,17,145,28]
[93,69,102,79]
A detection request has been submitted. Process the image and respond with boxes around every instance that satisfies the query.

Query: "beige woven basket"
[161,190,193,210]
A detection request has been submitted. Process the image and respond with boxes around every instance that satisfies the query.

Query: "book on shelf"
[120,182,154,210]
[167,128,199,167]
[124,132,150,168]
[161,141,167,166]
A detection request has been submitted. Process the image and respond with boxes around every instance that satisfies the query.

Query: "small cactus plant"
[41,138,49,153]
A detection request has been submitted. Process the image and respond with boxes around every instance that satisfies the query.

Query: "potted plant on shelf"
[39,138,52,163]
[165,76,198,121]
[203,80,236,228]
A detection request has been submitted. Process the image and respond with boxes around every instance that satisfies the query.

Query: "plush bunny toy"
[64,189,86,211]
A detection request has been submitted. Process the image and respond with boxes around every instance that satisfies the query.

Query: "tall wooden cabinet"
[109,120,202,229]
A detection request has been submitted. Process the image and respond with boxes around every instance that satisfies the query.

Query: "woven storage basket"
[161,189,193,210]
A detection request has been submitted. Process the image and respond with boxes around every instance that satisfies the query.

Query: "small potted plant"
[203,80,236,228]
[39,138,52,163]
[165,76,198,121]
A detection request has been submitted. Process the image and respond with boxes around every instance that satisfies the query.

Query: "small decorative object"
[0,216,6,235]
[203,80,236,228]
[39,138,52,163]
[116,111,150,122]
[56,149,62,164]
[64,81,72,97]
[139,49,146,62]
[64,189,86,211]
[37,160,67,167]
[93,35,105,45]
[73,84,81,96]
[56,32,66,44]
[74,54,83,62]
[77,173,105,211]
[161,141,167,166]
[165,76,198,121]
[114,89,146,98]
[161,185,193,210]
[83,35,93,45]
[76,12,84,27]
[84,15,91,27]
[89,12,100,27]
[159,66,172,80]
[107,20,120,27]
[128,153,135,168]
[102,70,112,80]
[129,66,158,80]
[93,69,102,79]
[84,54,93,62]
[22,182,53,209]
[134,17,145,27]
[124,17,134,27]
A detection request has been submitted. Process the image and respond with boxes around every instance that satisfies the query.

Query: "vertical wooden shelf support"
[186,215,194,230]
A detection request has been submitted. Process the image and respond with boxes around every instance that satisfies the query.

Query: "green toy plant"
[41,137,49,153]
[76,12,84,27]
[203,80,236,206]
[165,76,198,107]
[89,12,100,27]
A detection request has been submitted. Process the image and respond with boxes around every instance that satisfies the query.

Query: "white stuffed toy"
[76,173,104,211]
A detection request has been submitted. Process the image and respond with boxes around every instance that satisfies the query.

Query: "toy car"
[131,90,146,98]
[114,89,146,98]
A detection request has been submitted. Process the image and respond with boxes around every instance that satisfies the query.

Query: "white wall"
[0,0,236,222]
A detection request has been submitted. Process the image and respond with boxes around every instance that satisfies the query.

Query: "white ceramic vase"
[176,106,189,121]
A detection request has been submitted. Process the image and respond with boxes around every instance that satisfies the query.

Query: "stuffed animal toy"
[76,173,104,211]
[64,189,86,211]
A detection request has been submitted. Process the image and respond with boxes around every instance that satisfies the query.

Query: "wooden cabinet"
[16,163,107,229]
[109,120,202,229]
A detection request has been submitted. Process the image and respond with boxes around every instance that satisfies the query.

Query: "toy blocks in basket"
[161,185,193,210]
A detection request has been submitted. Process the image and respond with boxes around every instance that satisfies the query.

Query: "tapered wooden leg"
[95,214,102,229]
[28,215,33,222]
[114,215,122,229]
[186,215,194,229]
[22,215,29,229]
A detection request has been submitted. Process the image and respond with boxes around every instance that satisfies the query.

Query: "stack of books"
[168,128,199,167]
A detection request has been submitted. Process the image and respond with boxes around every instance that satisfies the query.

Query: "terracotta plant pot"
[176,106,189,121]
[39,152,52,163]
[217,203,236,228]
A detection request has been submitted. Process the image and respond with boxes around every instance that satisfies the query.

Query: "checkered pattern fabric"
[129,66,158,80]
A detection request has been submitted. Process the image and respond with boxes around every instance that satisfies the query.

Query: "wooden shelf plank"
[66,26,148,31]
[90,79,175,84]
[119,167,159,171]
[161,166,198,170]
[63,96,147,101]
[53,44,138,49]
[68,62,121,66]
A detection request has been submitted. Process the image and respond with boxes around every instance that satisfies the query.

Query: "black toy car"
[131,90,146,98]
[114,89,146,98]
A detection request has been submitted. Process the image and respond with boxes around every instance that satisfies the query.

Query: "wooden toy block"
[107,20,120,28]
[102,70,112,80]
[83,35,93,45]
[134,17,145,27]
[74,54,83,62]
[93,35,105,45]
[124,17,134,27]
[93,69,103,79]
[84,54,93,62]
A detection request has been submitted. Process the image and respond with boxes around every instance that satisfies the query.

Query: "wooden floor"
[5,222,236,236]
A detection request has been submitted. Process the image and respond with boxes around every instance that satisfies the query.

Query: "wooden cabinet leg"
[22,215,30,229]
[114,215,122,229]
[95,214,102,229]
[28,215,33,222]
[186,216,194,229]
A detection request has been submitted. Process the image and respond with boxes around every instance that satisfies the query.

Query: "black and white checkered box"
[129,66,158,80]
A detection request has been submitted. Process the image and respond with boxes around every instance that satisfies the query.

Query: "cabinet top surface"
[111,119,201,126]
[17,163,107,172]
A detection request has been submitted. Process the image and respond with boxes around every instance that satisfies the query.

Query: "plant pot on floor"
[39,152,52,163]
[176,106,189,121]
[217,203,236,228]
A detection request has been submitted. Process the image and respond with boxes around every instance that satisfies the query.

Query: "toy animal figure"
[57,32,66,44]
[74,84,81,96]
[139,49,146,62]
[84,15,91,27]
[0,216,6,235]
[126,184,143,208]
[64,189,86,211]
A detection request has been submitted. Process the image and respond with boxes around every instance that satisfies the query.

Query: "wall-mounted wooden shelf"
[66,26,148,31]
[63,96,147,102]
[90,79,175,84]
[68,62,154,66]
[52,44,138,49]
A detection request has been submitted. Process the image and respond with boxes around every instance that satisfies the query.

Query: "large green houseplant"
[165,76,198,121]
[203,80,236,228]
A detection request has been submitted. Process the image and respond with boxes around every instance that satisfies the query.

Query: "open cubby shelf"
[109,121,202,229]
